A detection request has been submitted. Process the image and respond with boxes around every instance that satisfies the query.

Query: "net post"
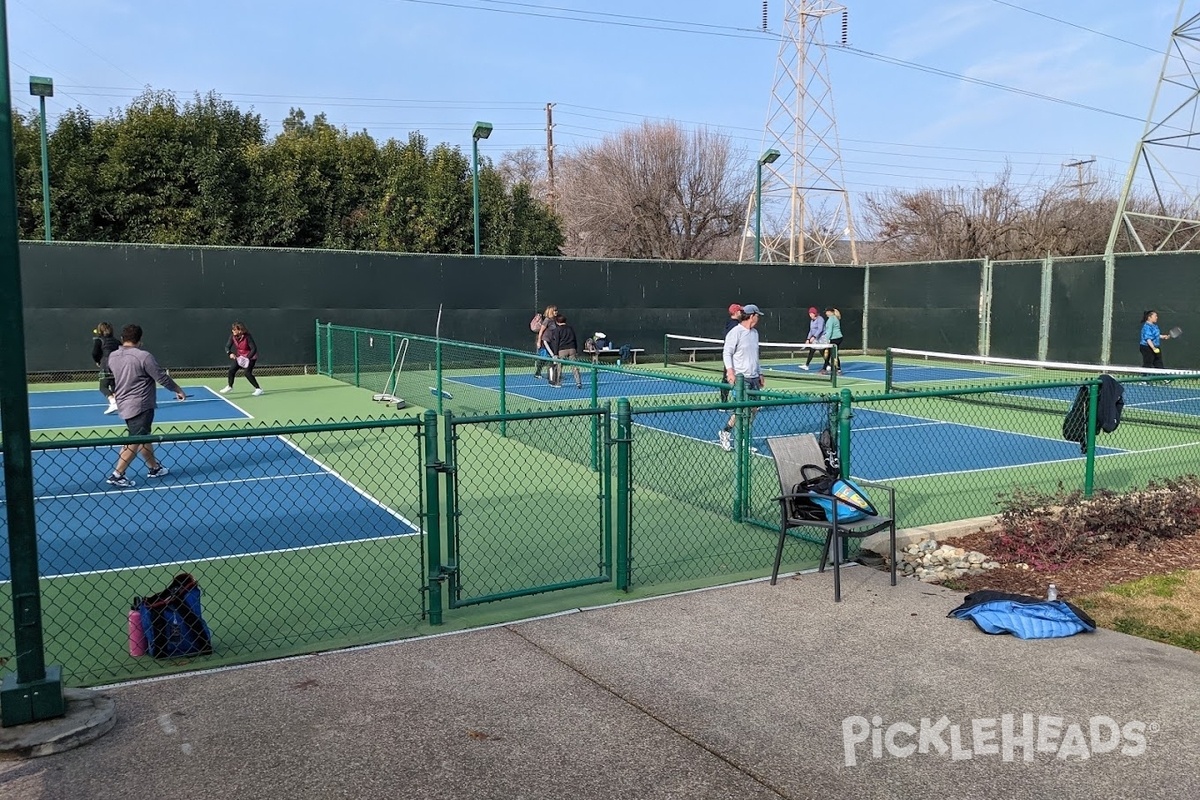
[423,410,443,626]
[662,334,668,368]
[831,344,839,388]
[1084,380,1099,497]
[884,348,894,393]
[615,398,632,591]
[498,351,507,437]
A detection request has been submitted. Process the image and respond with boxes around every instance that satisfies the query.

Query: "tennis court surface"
[3,384,419,581]
[29,385,250,430]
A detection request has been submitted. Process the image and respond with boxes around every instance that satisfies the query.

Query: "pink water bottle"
[128,598,147,657]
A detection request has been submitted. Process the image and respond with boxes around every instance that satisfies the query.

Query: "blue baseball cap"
[741,304,765,316]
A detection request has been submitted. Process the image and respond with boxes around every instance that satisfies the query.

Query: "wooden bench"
[679,345,724,363]
[588,347,645,365]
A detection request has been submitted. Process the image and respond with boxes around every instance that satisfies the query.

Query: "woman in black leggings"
[221,322,263,396]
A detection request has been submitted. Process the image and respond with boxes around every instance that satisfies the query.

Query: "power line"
[987,0,1160,52]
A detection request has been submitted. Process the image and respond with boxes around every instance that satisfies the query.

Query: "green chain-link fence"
[8,329,1200,688]
[3,417,427,685]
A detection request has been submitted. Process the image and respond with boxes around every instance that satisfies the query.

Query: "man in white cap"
[718,304,765,452]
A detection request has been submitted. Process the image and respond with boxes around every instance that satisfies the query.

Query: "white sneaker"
[220,386,232,394]
[104,400,119,414]
[718,430,732,452]
[799,365,810,371]
[147,465,169,479]
[252,388,264,396]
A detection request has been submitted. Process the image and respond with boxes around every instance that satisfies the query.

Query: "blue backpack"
[138,572,213,659]
[792,464,877,523]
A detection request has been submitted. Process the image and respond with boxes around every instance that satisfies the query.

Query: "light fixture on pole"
[755,149,780,263]
[28,76,53,242]
[471,121,493,256]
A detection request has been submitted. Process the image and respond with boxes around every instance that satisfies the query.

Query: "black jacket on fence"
[1062,374,1124,450]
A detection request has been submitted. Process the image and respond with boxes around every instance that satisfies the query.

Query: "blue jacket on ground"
[948,590,1096,639]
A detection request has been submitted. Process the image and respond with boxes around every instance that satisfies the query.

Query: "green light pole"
[28,76,53,242]
[1,12,65,726]
[755,149,780,263]
[471,121,492,256]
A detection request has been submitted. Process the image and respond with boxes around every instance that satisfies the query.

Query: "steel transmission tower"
[740,0,857,265]
[1107,2,1200,255]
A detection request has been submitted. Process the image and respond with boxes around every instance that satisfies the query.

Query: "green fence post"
[590,365,600,472]
[838,388,853,479]
[498,352,507,437]
[733,375,746,522]
[838,388,853,561]
[0,18,66,722]
[423,410,443,625]
[615,398,632,590]
[435,339,444,415]
[353,334,360,387]
[1084,381,1099,497]
[315,319,322,375]
[601,403,613,580]
[443,410,459,605]
[884,348,893,393]
[325,323,333,378]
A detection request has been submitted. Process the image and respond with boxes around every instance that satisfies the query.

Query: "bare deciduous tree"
[862,167,1126,262]
[498,147,547,197]
[557,120,750,260]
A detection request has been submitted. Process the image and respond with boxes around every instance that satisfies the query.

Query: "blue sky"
[4,0,1184,202]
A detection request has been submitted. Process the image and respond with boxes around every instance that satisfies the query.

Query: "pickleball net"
[884,347,1200,433]
[663,334,837,385]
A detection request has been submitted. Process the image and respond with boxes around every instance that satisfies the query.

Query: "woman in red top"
[221,322,263,396]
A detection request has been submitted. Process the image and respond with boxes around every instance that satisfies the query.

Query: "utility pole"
[545,102,556,212]
[1063,158,1096,199]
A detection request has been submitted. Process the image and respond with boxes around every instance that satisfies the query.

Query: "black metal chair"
[767,434,897,601]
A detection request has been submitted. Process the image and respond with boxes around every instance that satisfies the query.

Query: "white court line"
[878,450,1125,483]
[34,471,328,503]
[33,397,222,412]
[30,529,421,581]
[852,406,1082,446]
[275,435,420,530]
[29,385,250,432]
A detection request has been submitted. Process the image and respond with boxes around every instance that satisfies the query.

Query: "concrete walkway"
[2,566,1197,800]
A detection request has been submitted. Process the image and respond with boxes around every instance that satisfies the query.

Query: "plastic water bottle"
[1047,584,1058,601]
[128,597,147,657]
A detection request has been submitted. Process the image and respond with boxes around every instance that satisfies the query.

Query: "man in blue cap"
[718,304,765,451]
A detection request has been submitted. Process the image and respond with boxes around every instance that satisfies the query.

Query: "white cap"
[594,332,606,338]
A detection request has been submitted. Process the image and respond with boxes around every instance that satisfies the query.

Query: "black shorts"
[125,409,155,437]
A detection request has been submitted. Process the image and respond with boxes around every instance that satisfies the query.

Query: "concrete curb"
[860,514,997,557]
[0,689,116,759]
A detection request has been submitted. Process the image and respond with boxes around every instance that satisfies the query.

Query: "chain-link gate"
[437,407,612,607]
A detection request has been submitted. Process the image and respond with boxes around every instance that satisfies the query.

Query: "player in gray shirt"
[106,324,186,488]
[718,304,766,452]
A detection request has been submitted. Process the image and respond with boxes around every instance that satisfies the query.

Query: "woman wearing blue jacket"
[1139,309,1173,369]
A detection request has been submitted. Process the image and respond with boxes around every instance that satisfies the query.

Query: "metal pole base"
[1,665,65,727]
